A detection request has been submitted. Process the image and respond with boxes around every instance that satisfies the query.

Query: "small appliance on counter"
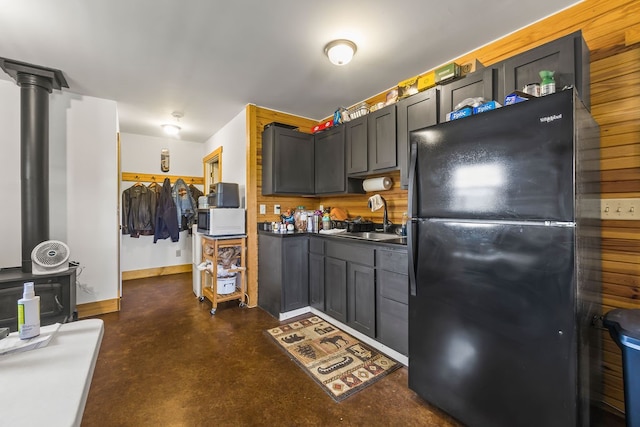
[207,182,240,208]
[197,208,245,236]
[197,182,245,236]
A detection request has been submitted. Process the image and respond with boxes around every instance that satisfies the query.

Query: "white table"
[0,319,104,427]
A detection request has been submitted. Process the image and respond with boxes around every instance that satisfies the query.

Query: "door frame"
[203,146,223,193]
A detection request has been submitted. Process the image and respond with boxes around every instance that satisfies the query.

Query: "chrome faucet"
[381,196,390,233]
[368,194,391,233]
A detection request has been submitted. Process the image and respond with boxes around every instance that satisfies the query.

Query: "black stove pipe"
[0,58,68,273]
[19,74,52,273]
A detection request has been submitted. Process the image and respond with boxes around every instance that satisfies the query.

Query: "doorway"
[203,146,223,194]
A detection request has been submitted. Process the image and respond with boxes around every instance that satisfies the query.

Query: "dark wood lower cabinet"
[324,256,347,323]
[376,248,409,355]
[308,252,325,311]
[347,262,376,338]
[258,232,408,355]
[258,234,309,318]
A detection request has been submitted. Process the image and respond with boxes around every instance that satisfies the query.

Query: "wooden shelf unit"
[200,235,247,315]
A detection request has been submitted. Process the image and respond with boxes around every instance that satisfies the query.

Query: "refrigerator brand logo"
[539,114,563,123]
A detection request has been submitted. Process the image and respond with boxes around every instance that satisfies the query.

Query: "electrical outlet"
[259,204,266,215]
[601,198,640,220]
[176,249,181,257]
[274,204,281,214]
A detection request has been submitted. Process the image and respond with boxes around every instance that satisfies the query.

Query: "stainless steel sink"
[334,231,403,242]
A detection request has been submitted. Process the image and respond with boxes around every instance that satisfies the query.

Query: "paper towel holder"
[362,176,392,192]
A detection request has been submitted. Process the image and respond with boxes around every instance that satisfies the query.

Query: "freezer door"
[411,90,575,221]
[409,220,577,427]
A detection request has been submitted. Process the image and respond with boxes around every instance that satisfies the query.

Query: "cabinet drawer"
[326,241,374,266]
[378,270,408,305]
[377,249,407,275]
[309,237,324,255]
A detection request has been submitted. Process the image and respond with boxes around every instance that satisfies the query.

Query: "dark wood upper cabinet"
[314,126,346,194]
[368,104,397,172]
[397,88,439,188]
[346,104,398,177]
[345,115,368,175]
[262,125,314,195]
[499,30,590,108]
[439,67,498,123]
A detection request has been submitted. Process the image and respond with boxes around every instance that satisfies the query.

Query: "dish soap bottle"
[18,281,40,339]
[401,212,408,236]
[539,70,555,96]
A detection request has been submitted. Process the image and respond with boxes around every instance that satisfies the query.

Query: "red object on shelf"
[311,120,333,134]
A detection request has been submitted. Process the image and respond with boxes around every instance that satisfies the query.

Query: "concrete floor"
[82,273,625,426]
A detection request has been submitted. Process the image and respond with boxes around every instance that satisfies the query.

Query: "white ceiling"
[0,0,580,143]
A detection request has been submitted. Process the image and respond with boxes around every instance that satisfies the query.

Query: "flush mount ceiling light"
[162,111,183,136]
[324,39,357,66]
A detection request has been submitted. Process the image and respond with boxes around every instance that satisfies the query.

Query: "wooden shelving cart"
[200,235,247,315]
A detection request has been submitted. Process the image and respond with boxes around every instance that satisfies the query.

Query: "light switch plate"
[601,198,640,220]
[259,204,266,215]
[274,204,281,215]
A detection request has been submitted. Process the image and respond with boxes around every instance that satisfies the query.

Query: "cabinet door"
[500,31,589,108]
[368,104,397,172]
[346,115,368,175]
[257,234,283,318]
[315,126,345,194]
[282,237,309,312]
[262,126,314,195]
[439,68,498,123]
[324,257,347,323]
[347,263,376,338]
[377,295,408,355]
[309,252,325,311]
[397,88,438,188]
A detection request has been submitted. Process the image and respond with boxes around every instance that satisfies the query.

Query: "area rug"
[266,316,399,402]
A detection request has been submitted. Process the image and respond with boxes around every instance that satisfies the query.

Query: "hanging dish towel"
[368,194,384,212]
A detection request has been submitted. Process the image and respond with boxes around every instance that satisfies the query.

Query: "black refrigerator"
[407,89,602,427]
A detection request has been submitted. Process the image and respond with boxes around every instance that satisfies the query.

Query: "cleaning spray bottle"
[18,281,40,340]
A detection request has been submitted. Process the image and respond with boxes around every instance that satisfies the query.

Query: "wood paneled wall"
[245,105,318,308]
[246,0,639,414]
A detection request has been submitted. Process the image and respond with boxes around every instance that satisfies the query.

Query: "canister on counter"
[522,83,540,97]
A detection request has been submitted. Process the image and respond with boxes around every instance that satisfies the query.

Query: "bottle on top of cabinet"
[539,70,556,96]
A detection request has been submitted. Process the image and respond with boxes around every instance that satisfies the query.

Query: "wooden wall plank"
[625,25,640,45]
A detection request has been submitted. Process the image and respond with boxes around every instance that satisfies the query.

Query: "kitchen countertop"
[257,228,407,246]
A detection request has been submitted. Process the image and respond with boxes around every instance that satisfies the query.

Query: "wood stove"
[0,268,77,332]
[0,58,76,332]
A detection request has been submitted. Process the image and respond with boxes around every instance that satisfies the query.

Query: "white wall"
[0,79,119,305]
[204,107,247,207]
[0,80,21,268]
[53,93,120,304]
[119,133,204,272]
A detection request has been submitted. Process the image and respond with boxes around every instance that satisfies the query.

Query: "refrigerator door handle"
[408,142,418,296]
[408,220,417,296]
[408,142,417,220]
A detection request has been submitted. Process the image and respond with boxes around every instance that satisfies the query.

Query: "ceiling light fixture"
[162,111,183,136]
[324,39,357,66]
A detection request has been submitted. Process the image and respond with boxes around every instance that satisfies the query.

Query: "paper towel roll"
[362,177,392,192]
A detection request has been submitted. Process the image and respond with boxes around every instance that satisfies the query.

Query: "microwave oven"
[197,208,245,236]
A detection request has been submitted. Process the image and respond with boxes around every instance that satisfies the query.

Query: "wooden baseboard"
[77,298,121,318]
[122,264,192,281]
